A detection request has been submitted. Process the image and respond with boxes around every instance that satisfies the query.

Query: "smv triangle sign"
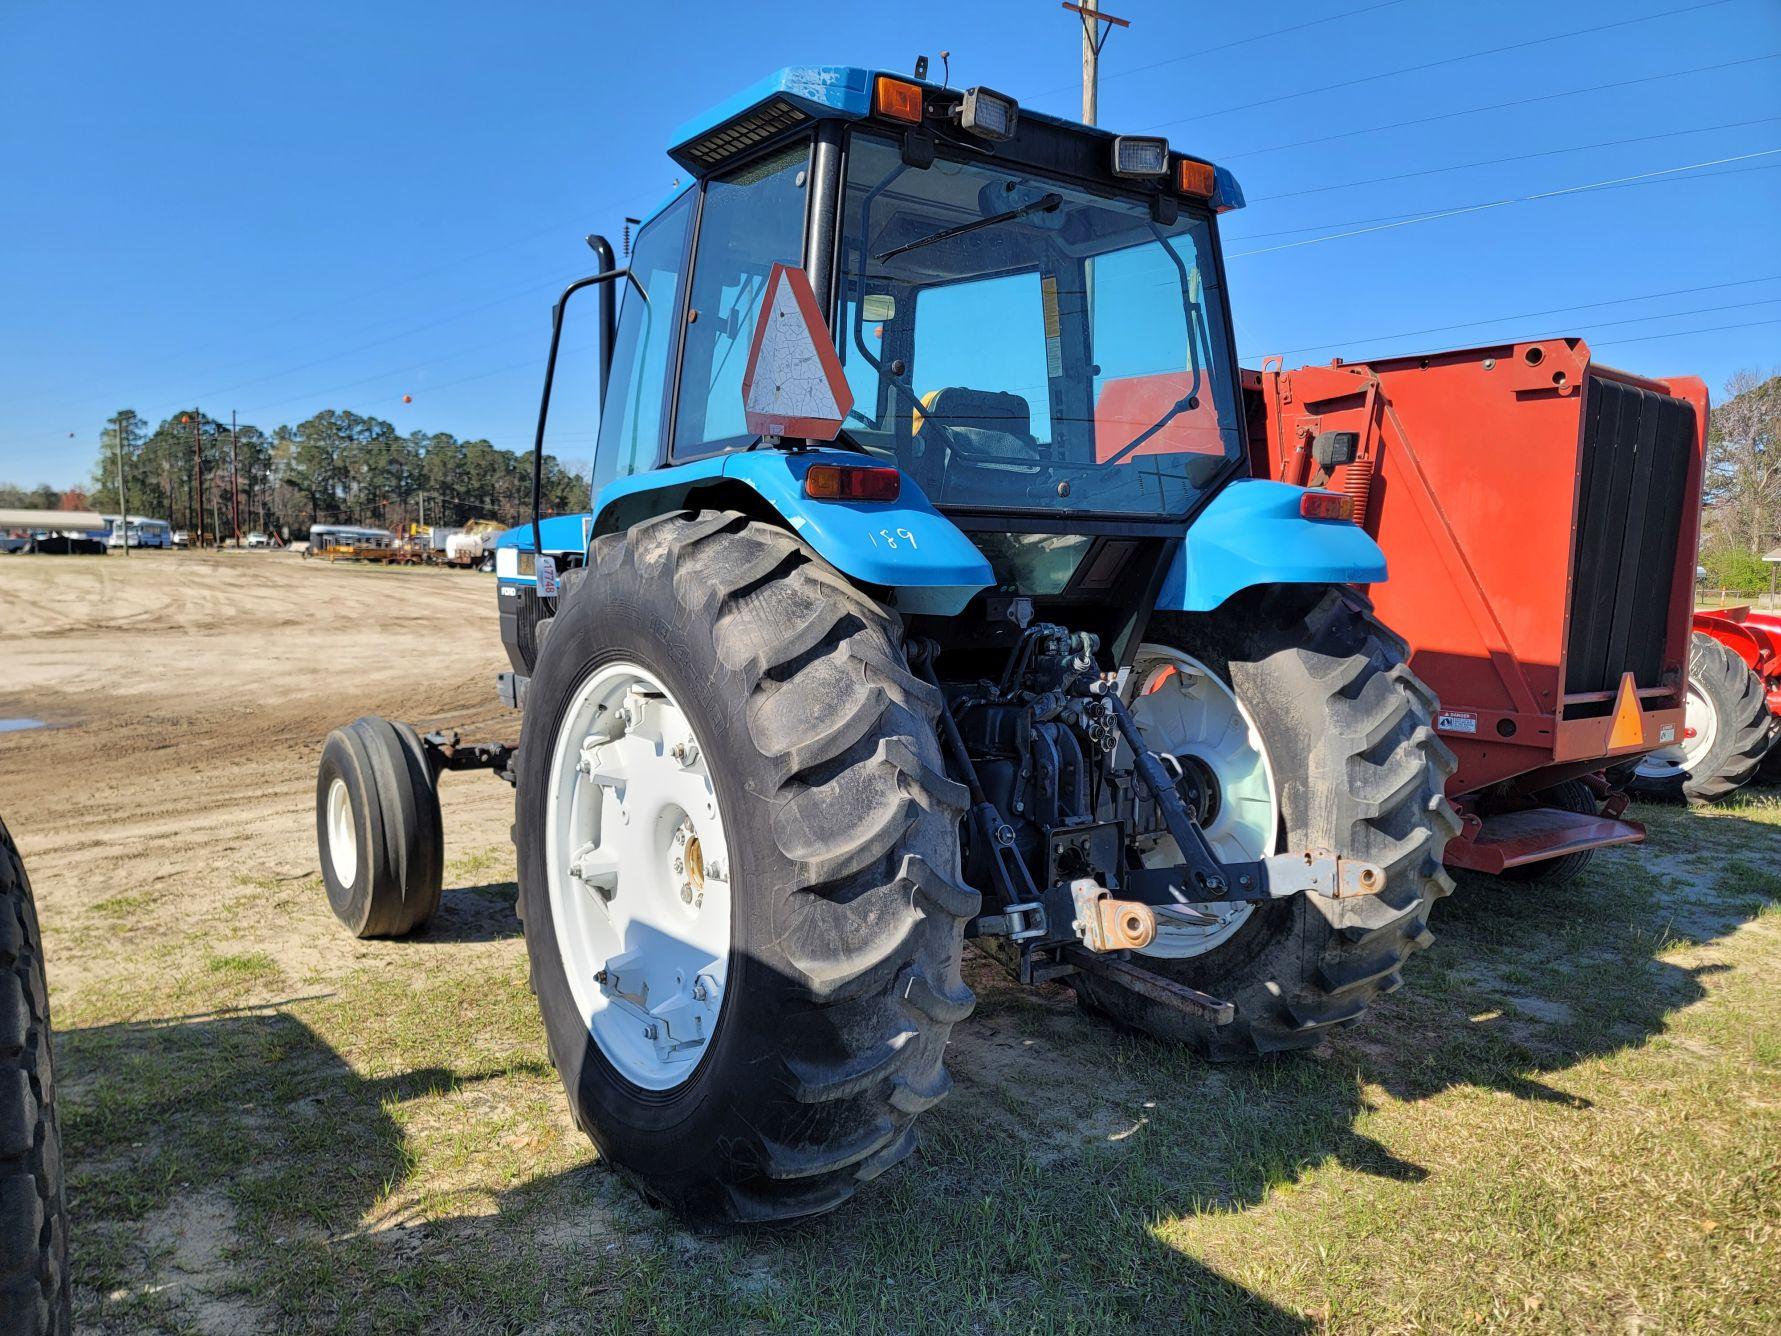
[740,263,854,441]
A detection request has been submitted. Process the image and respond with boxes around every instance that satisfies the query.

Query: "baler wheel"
[315,717,444,937]
[515,510,975,1224]
[0,817,70,1336]
[1072,587,1459,1058]
[1629,632,1773,804]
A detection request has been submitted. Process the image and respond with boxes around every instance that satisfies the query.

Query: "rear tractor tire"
[1628,631,1774,804]
[316,718,444,937]
[0,818,70,1336]
[515,510,976,1225]
[1072,588,1459,1058]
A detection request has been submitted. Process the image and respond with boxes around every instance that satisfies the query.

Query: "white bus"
[103,515,173,549]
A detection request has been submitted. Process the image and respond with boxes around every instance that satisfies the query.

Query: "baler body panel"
[1245,338,1706,798]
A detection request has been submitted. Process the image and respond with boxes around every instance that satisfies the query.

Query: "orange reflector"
[1177,158,1216,198]
[1607,672,1645,750]
[804,464,901,502]
[1300,490,1355,522]
[874,76,924,124]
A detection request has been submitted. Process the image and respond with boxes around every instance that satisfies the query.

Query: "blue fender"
[1158,479,1386,612]
[592,450,995,616]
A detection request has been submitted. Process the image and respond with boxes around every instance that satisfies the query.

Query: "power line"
[1228,160,1781,241]
[1224,147,1781,259]
[1142,0,1737,131]
[1244,275,1781,359]
[1214,52,1781,160]
[1028,0,1418,99]
[1595,315,1781,347]
[1241,293,1781,361]
[1245,115,1781,204]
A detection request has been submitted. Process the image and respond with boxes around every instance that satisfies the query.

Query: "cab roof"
[666,65,1243,213]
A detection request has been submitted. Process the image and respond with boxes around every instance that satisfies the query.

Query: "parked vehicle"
[245,531,270,549]
[102,515,173,549]
[313,66,1462,1224]
[1245,341,1708,881]
[171,530,191,548]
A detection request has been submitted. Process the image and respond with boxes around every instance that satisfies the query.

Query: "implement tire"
[1629,632,1773,804]
[0,818,70,1336]
[1073,587,1459,1059]
[316,718,444,937]
[515,510,975,1225]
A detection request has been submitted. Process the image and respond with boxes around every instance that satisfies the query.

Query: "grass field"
[3,554,1778,1332]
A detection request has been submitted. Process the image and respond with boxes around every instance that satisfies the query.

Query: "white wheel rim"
[544,660,731,1091]
[1636,678,1718,780]
[325,777,358,887]
[1124,647,1280,959]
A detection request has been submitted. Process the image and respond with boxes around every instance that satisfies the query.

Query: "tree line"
[31,408,590,538]
[1700,369,1781,595]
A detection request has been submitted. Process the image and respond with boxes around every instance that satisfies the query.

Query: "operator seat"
[912,387,1043,501]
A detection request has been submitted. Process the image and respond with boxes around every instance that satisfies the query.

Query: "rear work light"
[958,86,1018,141]
[804,464,901,503]
[1177,158,1216,198]
[1112,136,1169,178]
[874,75,925,124]
[1300,491,1355,522]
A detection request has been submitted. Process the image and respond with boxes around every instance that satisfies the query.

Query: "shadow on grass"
[418,878,521,944]
[56,802,1774,1332]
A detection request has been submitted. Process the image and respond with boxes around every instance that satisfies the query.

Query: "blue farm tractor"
[313,67,1459,1224]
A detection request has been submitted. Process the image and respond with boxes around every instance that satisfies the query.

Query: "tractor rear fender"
[589,449,994,615]
[1157,479,1388,613]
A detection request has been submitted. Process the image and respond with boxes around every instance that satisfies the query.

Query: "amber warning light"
[874,76,924,124]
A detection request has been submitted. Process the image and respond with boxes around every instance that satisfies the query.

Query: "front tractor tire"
[515,511,976,1225]
[315,718,444,938]
[1073,587,1459,1058]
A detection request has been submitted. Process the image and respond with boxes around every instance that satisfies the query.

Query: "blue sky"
[3,0,1778,488]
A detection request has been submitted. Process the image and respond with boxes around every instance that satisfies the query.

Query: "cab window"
[593,192,693,498]
[672,141,810,455]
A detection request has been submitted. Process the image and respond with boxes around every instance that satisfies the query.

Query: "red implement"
[1241,338,1708,873]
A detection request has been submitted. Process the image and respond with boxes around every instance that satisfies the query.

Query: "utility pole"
[1062,1,1129,126]
[189,412,205,547]
[113,412,129,557]
[230,410,241,545]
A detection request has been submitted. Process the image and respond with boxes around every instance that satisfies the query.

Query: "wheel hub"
[1635,677,1717,780]
[1127,650,1280,959]
[546,665,731,1091]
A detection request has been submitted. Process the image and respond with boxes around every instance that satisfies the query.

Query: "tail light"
[1300,491,1355,522]
[804,464,901,502]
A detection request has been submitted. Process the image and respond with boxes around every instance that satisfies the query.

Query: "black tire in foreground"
[0,818,69,1336]
[1629,632,1774,804]
[1073,587,1460,1059]
[316,717,444,937]
[1498,779,1601,886]
[516,510,976,1224]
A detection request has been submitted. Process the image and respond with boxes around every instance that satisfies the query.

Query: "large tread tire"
[316,717,444,937]
[515,510,976,1225]
[1073,587,1459,1059]
[0,818,70,1336]
[1497,779,1598,886]
[1628,632,1773,804]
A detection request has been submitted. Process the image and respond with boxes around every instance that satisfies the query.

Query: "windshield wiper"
[874,192,1062,263]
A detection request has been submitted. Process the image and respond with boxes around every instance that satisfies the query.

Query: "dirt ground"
[2,550,1777,1334]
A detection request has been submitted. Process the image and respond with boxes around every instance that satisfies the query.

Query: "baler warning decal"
[1436,710,1478,735]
